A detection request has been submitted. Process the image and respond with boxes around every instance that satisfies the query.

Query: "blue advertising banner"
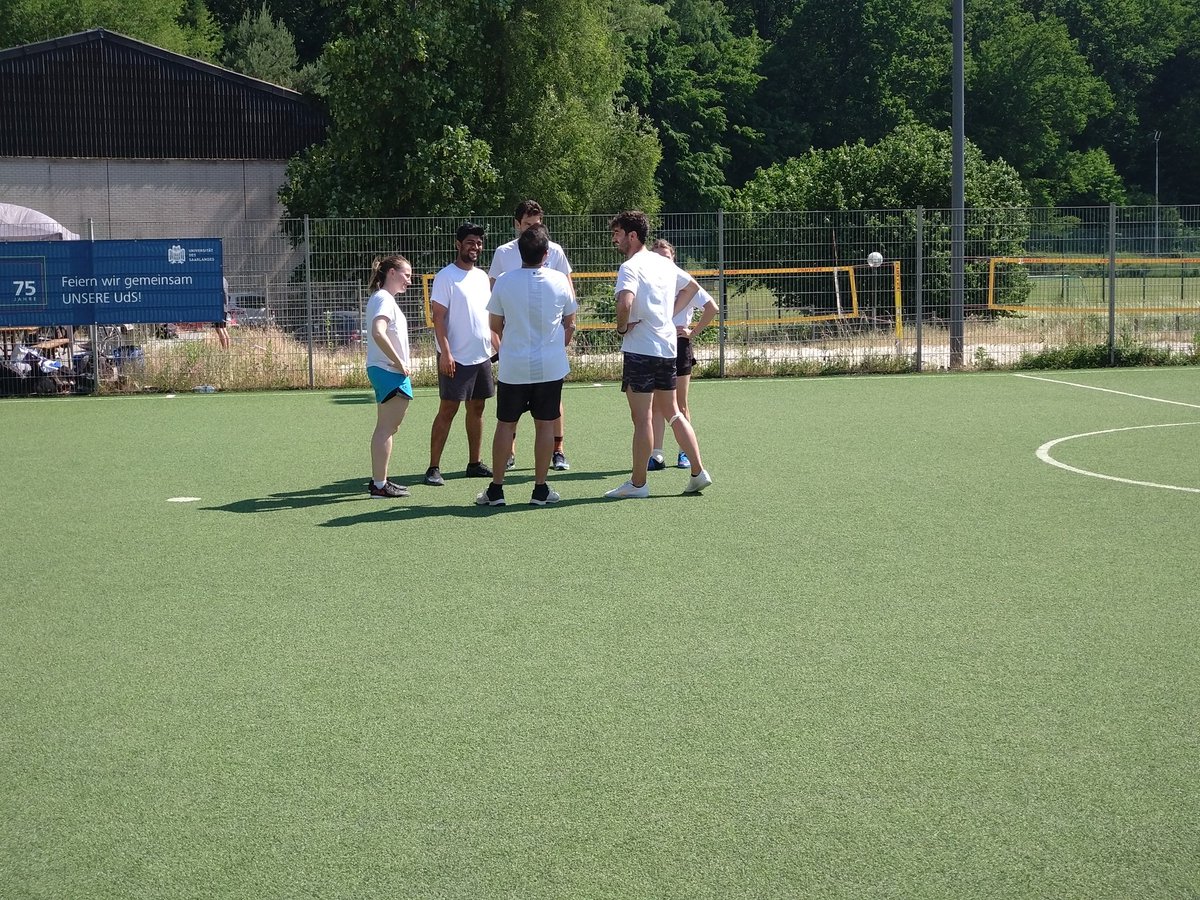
[0,239,224,327]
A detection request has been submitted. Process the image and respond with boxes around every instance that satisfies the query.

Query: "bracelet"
[616,325,628,335]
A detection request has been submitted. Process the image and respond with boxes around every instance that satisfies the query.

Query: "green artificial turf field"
[2,370,1198,899]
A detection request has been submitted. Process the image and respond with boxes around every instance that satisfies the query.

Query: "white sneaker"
[682,469,713,494]
[604,479,649,499]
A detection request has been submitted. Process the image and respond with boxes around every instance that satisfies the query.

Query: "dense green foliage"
[730,124,1032,311]
[4,0,1200,214]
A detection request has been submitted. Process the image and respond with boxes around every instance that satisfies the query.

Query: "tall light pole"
[950,0,965,368]
[1154,130,1161,257]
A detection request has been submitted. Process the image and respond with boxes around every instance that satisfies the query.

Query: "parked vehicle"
[227,293,274,328]
[312,310,363,347]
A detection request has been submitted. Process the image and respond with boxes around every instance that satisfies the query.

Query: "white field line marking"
[1017,374,1200,493]
[167,497,201,502]
[1036,423,1200,493]
[1013,373,1200,410]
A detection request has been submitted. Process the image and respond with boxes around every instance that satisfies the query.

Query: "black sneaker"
[552,450,570,471]
[423,466,445,486]
[368,481,409,499]
[475,483,506,506]
[465,461,493,478]
[530,483,561,506]
[506,455,516,471]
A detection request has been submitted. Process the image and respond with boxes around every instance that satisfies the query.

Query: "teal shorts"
[367,366,414,405]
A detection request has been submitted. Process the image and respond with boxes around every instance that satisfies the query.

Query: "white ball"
[867,251,884,268]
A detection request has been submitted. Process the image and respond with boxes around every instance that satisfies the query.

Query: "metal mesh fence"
[7,205,1200,394]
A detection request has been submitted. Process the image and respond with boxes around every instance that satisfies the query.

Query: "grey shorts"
[437,357,495,402]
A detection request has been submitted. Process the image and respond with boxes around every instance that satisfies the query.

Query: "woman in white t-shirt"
[646,239,719,470]
[365,254,414,499]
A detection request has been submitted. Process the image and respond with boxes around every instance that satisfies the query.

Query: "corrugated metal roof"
[0,29,327,160]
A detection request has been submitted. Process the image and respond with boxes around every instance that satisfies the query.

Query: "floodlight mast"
[950,0,965,368]
[1154,130,1161,258]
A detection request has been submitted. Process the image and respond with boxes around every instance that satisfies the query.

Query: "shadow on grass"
[201,477,369,513]
[318,493,621,526]
[329,393,374,405]
[317,468,711,526]
[200,469,709,523]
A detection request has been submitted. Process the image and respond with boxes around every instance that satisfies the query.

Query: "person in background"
[213,277,231,349]
[488,199,575,472]
[365,255,415,499]
[605,210,713,499]
[425,222,498,486]
[647,238,719,471]
[477,224,577,507]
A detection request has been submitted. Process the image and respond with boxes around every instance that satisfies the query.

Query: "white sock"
[373,479,387,488]
[651,448,663,460]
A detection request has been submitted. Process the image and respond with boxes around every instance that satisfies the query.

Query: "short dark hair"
[514,200,543,222]
[518,224,550,266]
[609,210,649,243]
[455,221,486,241]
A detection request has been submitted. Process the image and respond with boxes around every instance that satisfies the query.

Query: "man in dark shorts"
[606,211,713,499]
[476,225,577,506]
[425,222,498,486]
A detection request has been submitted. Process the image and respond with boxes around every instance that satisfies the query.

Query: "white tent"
[0,203,80,241]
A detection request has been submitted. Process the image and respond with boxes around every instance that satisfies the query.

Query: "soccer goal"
[988,256,1200,313]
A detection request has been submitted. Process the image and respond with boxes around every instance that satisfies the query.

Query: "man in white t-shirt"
[488,199,576,472]
[424,222,499,487]
[475,224,578,507]
[605,210,713,499]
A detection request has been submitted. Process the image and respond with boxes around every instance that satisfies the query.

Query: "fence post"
[86,218,101,393]
[304,215,315,388]
[717,208,726,378]
[915,207,924,373]
[1107,203,1116,366]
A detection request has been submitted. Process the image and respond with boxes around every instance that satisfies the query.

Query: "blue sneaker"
[677,452,691,469]
[647,454,666,471]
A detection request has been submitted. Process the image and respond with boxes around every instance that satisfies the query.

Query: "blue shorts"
[367,366,413,405]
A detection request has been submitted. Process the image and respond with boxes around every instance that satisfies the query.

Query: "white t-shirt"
[614,248,694,359]
[674,284,715,329]
[365,288,410,374]
[430,263,493,366]
[487,267,578,384]
[489,239,573,285]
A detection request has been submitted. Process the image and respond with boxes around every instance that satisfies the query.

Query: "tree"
[204,0,345,64]
[1034,0,1187,191]
[1,0,222,55]
[479,0,661,214]
[620,0,766,210]
[178,0,223,61]
[280,0,500,219]
[968,4,1118,204]
[730,123,1031,313]
[222,2,304,89]
[738,0,949,184]
[726,0,794,41]
[281,0,662,222]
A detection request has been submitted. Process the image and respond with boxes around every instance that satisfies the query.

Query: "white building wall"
[0,157,302,291]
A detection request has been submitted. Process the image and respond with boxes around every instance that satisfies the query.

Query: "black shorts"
[621,352,676,393]
[675,336,696,377]
[212,320,227,328]
[438,357,495,402]
[495,379,564,423]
